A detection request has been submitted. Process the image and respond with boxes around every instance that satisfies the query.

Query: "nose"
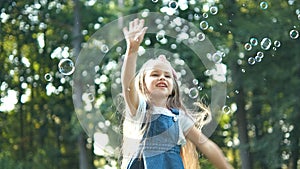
[159,75,165,81]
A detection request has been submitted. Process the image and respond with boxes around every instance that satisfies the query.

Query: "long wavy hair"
[121,56,211,169]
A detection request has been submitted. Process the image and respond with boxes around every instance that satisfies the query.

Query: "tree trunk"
[72,0,88,169]
[231,43,252,169]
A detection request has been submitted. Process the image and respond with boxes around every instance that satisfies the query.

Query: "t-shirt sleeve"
[179,110,195,133]
[125,97,146,122]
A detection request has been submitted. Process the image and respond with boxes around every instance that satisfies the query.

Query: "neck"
[149,96,168,108]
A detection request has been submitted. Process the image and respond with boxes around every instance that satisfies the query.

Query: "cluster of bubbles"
[44,58,75,81]
[244,37,281,65]
[188,79,203,99]
[199,6,219,31]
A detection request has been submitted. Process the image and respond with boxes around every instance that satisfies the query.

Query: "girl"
[121,18,233,169]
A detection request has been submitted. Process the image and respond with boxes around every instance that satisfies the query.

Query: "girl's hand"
[123,18,148,53]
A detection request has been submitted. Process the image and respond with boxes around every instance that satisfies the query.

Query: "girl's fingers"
[123,27,129,36]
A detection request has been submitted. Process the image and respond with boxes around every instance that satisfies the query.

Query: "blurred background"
[0,0,299,169]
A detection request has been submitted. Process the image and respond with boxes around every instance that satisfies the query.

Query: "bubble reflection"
[58,58,75,76]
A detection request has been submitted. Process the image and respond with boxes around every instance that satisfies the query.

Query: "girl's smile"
[144,62,174,98]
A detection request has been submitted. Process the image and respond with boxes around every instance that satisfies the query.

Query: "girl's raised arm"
[186,126,234,169]
[121,18,147,116]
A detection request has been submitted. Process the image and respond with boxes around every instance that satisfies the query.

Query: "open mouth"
[156,82,167,88]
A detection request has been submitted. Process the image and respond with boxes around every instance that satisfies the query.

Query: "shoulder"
[178,109,195,132]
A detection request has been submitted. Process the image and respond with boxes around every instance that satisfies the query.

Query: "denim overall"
[127,108,184,169]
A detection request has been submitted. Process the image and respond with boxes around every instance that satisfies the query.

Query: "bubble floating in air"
[196,32,206,41]
[212,52,223,63]
[255,55,262,62]
[273,40,281,48]
[152,0,158,3]
[203,13,208,18]
[199,21,209,30]
[44,73,53,81]
[222,105,231,114]
[101,44,109,53]
[250,37,258,46]
[168,0,178,10]
[260,37,272,50]
[289,29,299,39]
[209,6,218,15]
[256,51,264,59]
[244,43,252,51]
[192,79,199,85]
[188,87,199,99]
[260,1,268,10]
[58,58,75,75]
[248,57,256,65]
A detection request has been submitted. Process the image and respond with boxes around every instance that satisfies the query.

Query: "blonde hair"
[122,55,211,169]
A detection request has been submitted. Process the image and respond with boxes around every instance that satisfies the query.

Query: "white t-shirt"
[127,98,195,145]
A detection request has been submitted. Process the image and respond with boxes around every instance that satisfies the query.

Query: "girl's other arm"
[121,18,147,116]
[186,126,234,169]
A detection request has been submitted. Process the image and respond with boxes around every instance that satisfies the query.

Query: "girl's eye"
[165,75,171,78]
[151,74,159,76]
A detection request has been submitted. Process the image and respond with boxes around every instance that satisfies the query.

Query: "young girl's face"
[144,62,174,98]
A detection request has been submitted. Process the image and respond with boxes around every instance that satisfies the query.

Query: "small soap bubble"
[222,105,231,114]
[244,43,252,51]
[212,52,223,63]
[101,44,109,53]
[168,0,178,9]
[255,55,262,62]
[273,40,281,47]
[209,6,218,15]
[289,29,299,39]
[58,58,75,75]
[152,0,159,3]
[188,87,199,99]
[256,51,264,59]
[44,73,53,81]
[196,32,206,41]
[202,13,208,18]
[156,31,165,41]
[260,38,272,50]
[260,1,268,10]
[248,57,256,65]
[192,79,199,85]
[249,37,258,46]
[199,21,209,30]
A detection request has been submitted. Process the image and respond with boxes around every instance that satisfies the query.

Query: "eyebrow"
[149,69,171,74]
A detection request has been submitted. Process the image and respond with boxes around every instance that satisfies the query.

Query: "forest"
[0,0,299,169]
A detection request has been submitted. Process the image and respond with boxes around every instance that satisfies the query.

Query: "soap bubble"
[289,29,299,39]
[255,55,262,62]
[256,51,264,59]
[273,40,281,48]
[58,58,75,76]
[101,44,109,53]
[260,38,272,50]
[168,0,178,10]
[192,79,199,85]
[199,21,209,30]
[222,105,231,114]
[250,37,258,46]
[248,57,256,65]
[196,32,206,41]
[44,73,53,81]
[260,1,268,10]
[244,43,252,51]
[188,87,199,99]
[210,6,219,15]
